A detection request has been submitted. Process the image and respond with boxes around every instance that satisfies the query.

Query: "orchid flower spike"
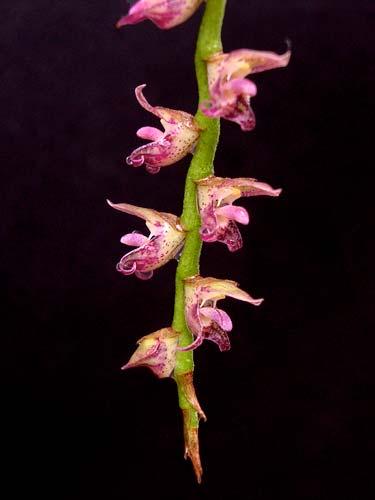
[126,85,200,174]
[196,176,282,252]
[122,327,179,378]
[179,276,264,352]
[202,45,291,131]
[116,0,204,30]
[107,200,185,280]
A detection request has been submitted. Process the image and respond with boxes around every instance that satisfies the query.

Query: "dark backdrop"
[2,1,374,498]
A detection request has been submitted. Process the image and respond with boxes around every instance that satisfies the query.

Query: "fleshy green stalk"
[172,0,227,483]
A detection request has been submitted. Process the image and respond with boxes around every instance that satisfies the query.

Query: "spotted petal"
[107,200,185,279]
[126,85,200,172]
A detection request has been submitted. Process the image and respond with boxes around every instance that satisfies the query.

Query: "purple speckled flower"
[196,176,282,252]
[107,200,185,280]
[202,46,291,131]
[116,0,204,30]
[122,327,179,378]
[126,85,200,174]
[179,276,263,352]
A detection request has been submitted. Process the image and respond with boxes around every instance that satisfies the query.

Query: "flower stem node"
[126,85,201,173]
[117,0,204,30]
[196,175,282,251]
[180,275,264,352]
[202,45,291,130]
[122,327,179,378]
[107,200,186,279]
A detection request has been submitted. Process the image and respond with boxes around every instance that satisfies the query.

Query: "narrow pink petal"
[226,288,264,306]
[241,180,282,198]
[116,1,147,28]
[200,307,233,331]
[227,47,291,75]
[136,126,164,141]
[120,233,149,247]
[135,84,159,116]
[216,205,250,225]
[107,200,167,227]
[116,12,145,28]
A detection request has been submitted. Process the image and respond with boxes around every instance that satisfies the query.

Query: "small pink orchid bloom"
[122,327,179,378]
[116,0,204,30]
[202,46,291,131]
[126,85,200,174]
[196,176,282,252]
[179,276,263,352]
[107,200,185,280]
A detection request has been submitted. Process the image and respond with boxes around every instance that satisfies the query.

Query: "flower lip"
[181,275,264,352]
[195,176,281,252]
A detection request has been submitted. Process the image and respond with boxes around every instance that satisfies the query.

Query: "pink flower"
[179,276,264,352]
[202,46,291,131]
[107,200,185,280]
[196,176,282,252]
[116,0,203,30]
[126,85,200,174]
[122,327,179,378]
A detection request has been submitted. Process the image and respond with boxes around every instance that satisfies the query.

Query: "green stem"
[172,0,227,442]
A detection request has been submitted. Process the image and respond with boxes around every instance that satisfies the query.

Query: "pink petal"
[226,288,264,306]
[219,221,243,253]
[116,13,145,28]
[229,78,257,98]
[135,84,159,116]
[120,232,149,247]
[200,307,233,331]
[136,126,164,141]
[230,46,291,75]
[216,205,250,225]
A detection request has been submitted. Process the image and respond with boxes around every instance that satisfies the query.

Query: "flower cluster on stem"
[110,0,289,483]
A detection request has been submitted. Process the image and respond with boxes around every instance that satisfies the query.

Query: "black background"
[2,1,374,498]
